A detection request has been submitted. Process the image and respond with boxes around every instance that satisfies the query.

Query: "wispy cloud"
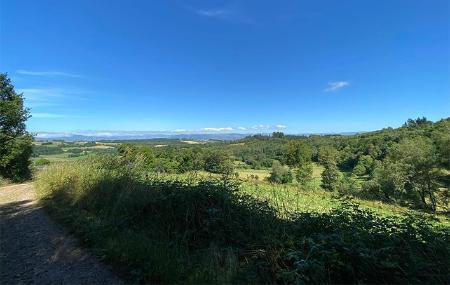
[275,124,287,129]
[34,123,289,139]
[251,124,287,131]
[193,124,287,133]
[201,127,234,132]
[195,9,227,17]
[18,88,88,107]
[17,69,81,78]
[324,81,350,92]
[188,6,256,24]
[34,124,288,138]
[252,124,271,130]
[18,88,67,98]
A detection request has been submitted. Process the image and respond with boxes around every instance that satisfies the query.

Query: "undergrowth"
[36,156,450,284]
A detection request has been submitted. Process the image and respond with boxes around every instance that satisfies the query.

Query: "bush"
[36,157,278,283]
[268,161,293,184]
[34,158,51,167]
[361,179,384,199]
[0,176,11,187]
[204,151,234,175]
[321,162,341,191]
[68,148,83,154]
[32,145,64,156]
[274,202,450,284]
[36,157,450,284]
[296,162,313,187]
[352,163,366,176]
[68,153,83,158]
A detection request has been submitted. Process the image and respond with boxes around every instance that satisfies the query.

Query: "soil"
[0,183,123,284]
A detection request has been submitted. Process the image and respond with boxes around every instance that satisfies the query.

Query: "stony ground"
[0,183,123,284]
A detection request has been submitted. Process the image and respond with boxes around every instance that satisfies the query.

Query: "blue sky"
[1,0,449,134]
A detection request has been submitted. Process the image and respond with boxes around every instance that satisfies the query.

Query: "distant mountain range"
[34,131,361,142]
[34,132,250,141]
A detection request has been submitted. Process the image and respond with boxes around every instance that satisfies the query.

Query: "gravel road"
[0,183,123,284]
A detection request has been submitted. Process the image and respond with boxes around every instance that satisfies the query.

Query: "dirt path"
[0,183,123,284]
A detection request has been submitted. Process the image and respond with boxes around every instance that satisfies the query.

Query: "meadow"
[32,141,119,163]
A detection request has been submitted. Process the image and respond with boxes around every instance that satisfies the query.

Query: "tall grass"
[36,156,450,284]
[0,177,12,187]
[240,182,450,226]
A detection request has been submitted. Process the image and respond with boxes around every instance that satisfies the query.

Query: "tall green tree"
[177,148,204,173]
[283,141,312,167]
[272,131,285,138]
[372,160,408,201]
[317,145,340,166]
[387,137,440,210]
[321,161,341,191]
[204,150,234,175]
[353,155,375,176]
[296,162,313,188]
[268,160,293,184]
[0,73,33,181]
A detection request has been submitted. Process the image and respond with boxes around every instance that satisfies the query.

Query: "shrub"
[36,157,450,284]
[321,162,341,191]
[274,202,450,284]
[34,158,51,167]
[296,162,313,187]
[204,151,234,175]
[268,161,293,184]
[32,145,64,156]
[361,179,384,199]
[0,176,11,187]
[352,163,366,176]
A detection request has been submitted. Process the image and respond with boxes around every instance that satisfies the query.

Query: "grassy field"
[35,157,450,284]
[32,141,119,163]
[236,168,271,180]
[236,163,323,183]
[241,182,450,226]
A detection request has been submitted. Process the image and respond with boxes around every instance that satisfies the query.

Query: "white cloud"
[252,124,271,130]
[35,132,71,138]
[324,81,350,92]
[34,124,288,138]
[250,124,288,131]
[16,69,81,78]
[34,124,290,139]
[201,127,234,132]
